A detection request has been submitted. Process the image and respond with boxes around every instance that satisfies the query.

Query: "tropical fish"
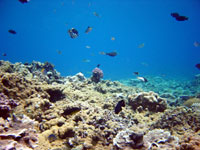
[99,51,117,57]
[171,12,188,21]
[68,28,78,38]
[19,0,29,3]
[115,100,125,114]
[133,72,139,75]
[196,64,200,70]
[8,29,16,34]
[97,64,100,68]
[194,41,200,47]
[82,59,90,63]
[41,68,46,74]
[93,12,100,17]
[171,12,179,18]
[137,76,148,82]
[56,50,62,55]
[138,43,145,48]
[85,45,91,49]
[111,37,115,41]
[85,26,92,33]
[2,53,7,56]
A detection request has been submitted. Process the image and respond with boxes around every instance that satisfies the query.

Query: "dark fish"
[97,64,100,68]
[19,0,29,4]
[171,12,179,18]
[115,100,125,114]
[68,28,78,38]
[175,16,188,21]
[8,30,16,34]
[85,26,92,33]
[133,72,139,75]
[196,64,200,70]
[106,52,117,57]
[2,53,7,56]
[100,51,117,57]
[48,134,57,143]
[171,12,188,21]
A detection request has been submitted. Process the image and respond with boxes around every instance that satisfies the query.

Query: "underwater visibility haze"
[1,0,200,80]
[1,0,200,150]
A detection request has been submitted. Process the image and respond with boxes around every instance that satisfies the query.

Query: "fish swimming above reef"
[2,53,7,56]
[86,45,91,49]
[194,41,200,47]
[68,28,78,38]
[138,43,145,48]
[171,12,188,21]
[196,64,200,70]
[19,0,30,4]
[133,72,139,75]
[85,26,92,33]
[115,100,125,114]
[8,29,16,34]
[137,76,148,82]
[99,51,117,57]
[111,37,115,41]
[93,12,100,17]
[82,59,90,63]
[97,64,100,68]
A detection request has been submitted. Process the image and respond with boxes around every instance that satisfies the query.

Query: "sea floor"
[0,60,200,150]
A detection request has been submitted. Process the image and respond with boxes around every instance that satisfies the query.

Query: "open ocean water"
[0,0,200,80]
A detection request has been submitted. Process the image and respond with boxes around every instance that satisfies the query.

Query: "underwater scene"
[0,0,200,149]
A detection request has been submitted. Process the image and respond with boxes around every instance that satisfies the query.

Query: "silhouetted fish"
[97,64,100,68]
[8,30,16,34]
[171,12,179,18]
[171,12,188,21]
[2,53,7,56]
[100,51,117,57]
[196,64,200,70]
[115,100,125,114]
[68,28,78,38]
[19,0,29,4]
[175,16,188,21]
[85,26,92,33]
[133,72,139,75]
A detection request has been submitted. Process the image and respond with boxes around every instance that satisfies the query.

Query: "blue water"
[0,0,200,80]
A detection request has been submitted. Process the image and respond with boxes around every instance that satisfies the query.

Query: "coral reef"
[143,129,179,149]
[0,60,200,150]
[0,93,18,119]
[113,129,144,149]
[91,67,103,83]
[128,91,167,112]
[151,107,200,133]
[121,75,200,106]
[0,115,38,150]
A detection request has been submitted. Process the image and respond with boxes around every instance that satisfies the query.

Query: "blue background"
[0,0,200,80]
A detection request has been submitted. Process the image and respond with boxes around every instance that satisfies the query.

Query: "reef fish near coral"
[99,51,117,57]
[115,100,125,114]
[8,29,16,34]
[19,0,30,4]
[68,28,78,38]
[171,12,188,21]
[195,63,200,70]
[85,26,92,33]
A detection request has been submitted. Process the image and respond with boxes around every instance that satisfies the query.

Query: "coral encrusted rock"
[128,91,167,112]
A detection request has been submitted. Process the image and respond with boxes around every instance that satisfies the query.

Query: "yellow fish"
[138,43,145,48]
[111,37,115,41]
